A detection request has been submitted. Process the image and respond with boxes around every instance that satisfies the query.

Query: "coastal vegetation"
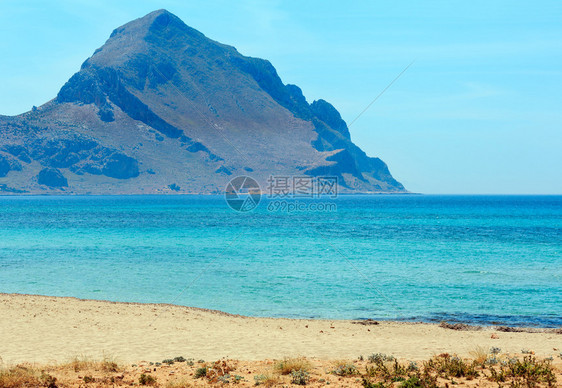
[0,350,559,387]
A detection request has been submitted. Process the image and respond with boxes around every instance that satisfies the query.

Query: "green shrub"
[232,374,244,383]
[400,375,428,387]
[138,373,157,386]
[194,366,207,378]
[332,363,359,376]
[217,373,231,383]
[424,354,478,379]
[41,373,58,388]
[368,353,395,364]
[274,357,311,375]
[83,375,95,383]
[290,369,310,385]
[362,378,387,388]
[253,373,278,386]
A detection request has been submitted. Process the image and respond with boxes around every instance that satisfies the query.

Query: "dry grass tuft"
[253,370,280,387]
[165,377,194,388]
[469,345,489,364]
[59,355,120,373]
[66,357,92,372]
[0,364,56,388]
[99,358,120,373]
[274,357,311,375]
[139,373,157,386]
[331,360,360,376]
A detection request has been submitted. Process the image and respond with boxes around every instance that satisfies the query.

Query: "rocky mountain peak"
[0,10,405,195]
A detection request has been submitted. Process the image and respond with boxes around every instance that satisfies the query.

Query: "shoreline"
[2,292,560,330]
[1,293,561,366]
[0,191,416,197]
[0,292,247,318]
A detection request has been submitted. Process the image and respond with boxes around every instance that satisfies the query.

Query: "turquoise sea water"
[0,195,560,327]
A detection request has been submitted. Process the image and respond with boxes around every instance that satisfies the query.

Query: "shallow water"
[0,195,560,326]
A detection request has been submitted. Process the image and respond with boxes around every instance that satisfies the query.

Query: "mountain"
[0,9,405,194]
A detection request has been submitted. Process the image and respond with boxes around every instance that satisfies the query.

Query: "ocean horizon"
[1,194,560,327]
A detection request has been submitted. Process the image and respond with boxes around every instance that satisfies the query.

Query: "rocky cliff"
[0,9,405,194]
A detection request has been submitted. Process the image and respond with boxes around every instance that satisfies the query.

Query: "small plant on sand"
[393,367,439,388]
[139,373,157,386]
[367,358,411,382]
[101,358,119,372]
[63,355,119,373]
[332,362,359,376]
[485,356,499,365]
[194,366,207,378]
[424,353,478,379]
[399,375,435,388]
[487,355,556,386]
[67,356,92,372]
[206,360,236,383]
[41,373,57,388]
[407,361,419,372]
[366,362,389,379]
[0,365,57,388]
[214,373,243,384]
[165,378,192,388]
[83,375,95,383]
[193,360,236,383]
[274,357,311,375]
[217,373,231,383]
[361,378,387,388]
[290,369,310,385]
[469,345,488,365]
[210,373,243,384]
[163,358,175,365]
[254,374,267,385]
[368,353,395,364]
[232,374,244,383]
[254,372,279,386]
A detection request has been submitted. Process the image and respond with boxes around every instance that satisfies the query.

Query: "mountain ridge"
[0,9,405,194]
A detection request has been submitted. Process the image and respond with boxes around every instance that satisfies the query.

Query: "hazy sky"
[1,0,561,194]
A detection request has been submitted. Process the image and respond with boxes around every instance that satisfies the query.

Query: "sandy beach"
[1,293,561,366]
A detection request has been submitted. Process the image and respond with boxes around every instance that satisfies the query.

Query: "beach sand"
[1,293,561,366]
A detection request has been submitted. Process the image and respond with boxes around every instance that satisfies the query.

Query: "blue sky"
[1,0,561,194]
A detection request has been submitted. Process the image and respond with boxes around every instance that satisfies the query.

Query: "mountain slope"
[0,9,405,194]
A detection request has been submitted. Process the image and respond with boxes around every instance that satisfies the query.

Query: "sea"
[0,195,560,327]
